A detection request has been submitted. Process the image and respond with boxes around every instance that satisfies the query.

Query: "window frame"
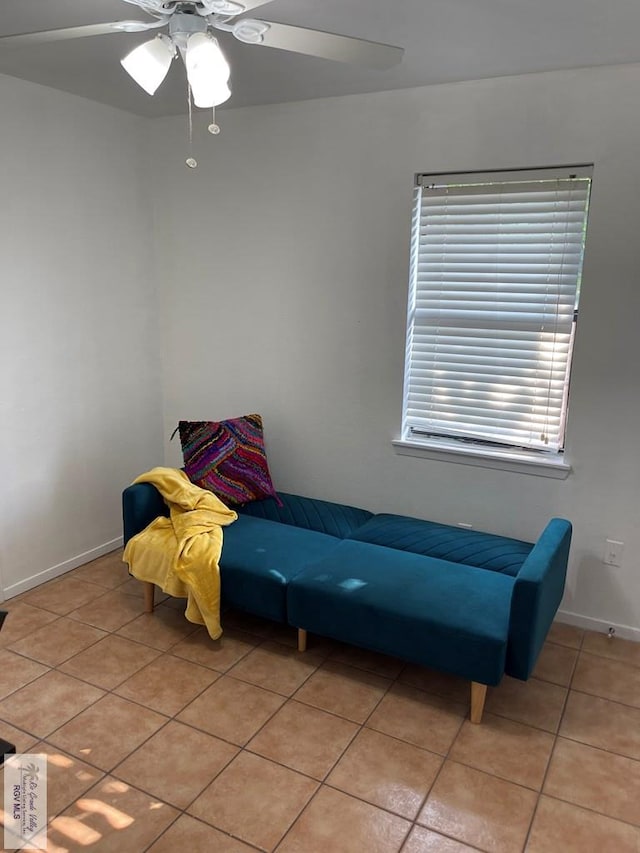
[396,165,593,479]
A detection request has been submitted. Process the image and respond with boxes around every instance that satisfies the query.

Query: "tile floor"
[1,549,640,852]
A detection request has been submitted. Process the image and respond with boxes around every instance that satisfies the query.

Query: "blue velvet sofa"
[122,486,572,723]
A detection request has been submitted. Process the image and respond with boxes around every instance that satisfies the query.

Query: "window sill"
[392,437,571,479]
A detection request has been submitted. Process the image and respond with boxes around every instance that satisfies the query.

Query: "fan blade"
[0,20,165,47]
[231,0,277,10]
[235,20,404,69]
[200,0,276,12]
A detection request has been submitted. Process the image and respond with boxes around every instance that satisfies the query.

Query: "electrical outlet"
[603,539,624,567]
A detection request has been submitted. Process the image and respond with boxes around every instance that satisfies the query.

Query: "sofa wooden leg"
[298,628,307,652]
[470,682,487,724]
[143,582,155,613]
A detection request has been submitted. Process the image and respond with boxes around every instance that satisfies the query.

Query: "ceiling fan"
[0,1,405,110]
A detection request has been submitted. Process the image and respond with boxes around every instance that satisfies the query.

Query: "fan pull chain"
[208,107,220,135]
[185,82,197,169]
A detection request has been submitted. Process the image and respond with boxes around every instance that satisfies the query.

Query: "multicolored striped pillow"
[177,414,280,506]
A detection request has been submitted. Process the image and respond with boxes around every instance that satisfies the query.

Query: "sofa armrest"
[122,483,169,546]
[505,518,572,680]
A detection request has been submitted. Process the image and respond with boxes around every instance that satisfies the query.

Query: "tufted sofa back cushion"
[237,492,373,539]
[349,514,533,577]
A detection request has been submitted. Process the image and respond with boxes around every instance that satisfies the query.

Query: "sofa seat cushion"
[237,492,373,539]
[287,540,514,685]
[349,514,533,577]
[220,515,342,623]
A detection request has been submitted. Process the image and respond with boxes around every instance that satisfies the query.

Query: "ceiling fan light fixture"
[232,19,270,45]
[185,32,231,108]
[120,34,174,96]
[207,0,245,14]
[195,78,231,108]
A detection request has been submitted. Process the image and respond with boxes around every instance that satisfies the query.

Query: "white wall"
[0,74,163,598]
[149,63,640,639]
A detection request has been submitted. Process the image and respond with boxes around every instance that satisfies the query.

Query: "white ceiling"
[1,0,640,117]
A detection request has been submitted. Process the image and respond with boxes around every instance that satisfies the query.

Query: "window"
[400,166,592,469]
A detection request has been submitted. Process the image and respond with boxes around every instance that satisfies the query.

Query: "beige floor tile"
[328,644,405,679]
[171,626,259,672]
[8,617,106,666]
[532,642,578,687]
[544,737,640,827]
[403,825,480,852]
[116,607,200,650]
[293,661,390,723]
[263,621,302,649]
[58,634,161,690]
[547,621,584,650]
[114,720,238,809]
[581,631,640,668]
[247,699,358,779]
[572,651,640,708]
[72,551,130,589]
[526,795,640,852]
[0,649,49,699]
[485,676,567,733]
[156,593,185,609]
[327,727,442,819]
[0,603,59,647]
[48,775,178,852]
[277,785,411,853]
[449,713,555,790]
[68,589,147,632]
[20,576,106,615]
[0,720,39,753]
[114,653,219,716]
[228,641,324,696]
[221,608,275,638]
[31,742,104,817]
[177,675,285,745]
[282,629,339,657]
[118,576,167,600]
[560,691,640,760]
[367,684,465,754]
[419,761,537,853]
[147,814,256,853]
[398,664,471,704]
[7,570,638,853]
[0,671,104,738]
[48,694,167,771]
[188,751,318,850]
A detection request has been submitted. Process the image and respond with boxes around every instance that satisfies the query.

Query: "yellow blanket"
[123,467,237,639]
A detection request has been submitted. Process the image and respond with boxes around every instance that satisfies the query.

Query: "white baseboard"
[1,537,124,602]
[556,608,640,643]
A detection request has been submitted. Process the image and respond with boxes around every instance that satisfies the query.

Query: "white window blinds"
[403,167,592,453]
